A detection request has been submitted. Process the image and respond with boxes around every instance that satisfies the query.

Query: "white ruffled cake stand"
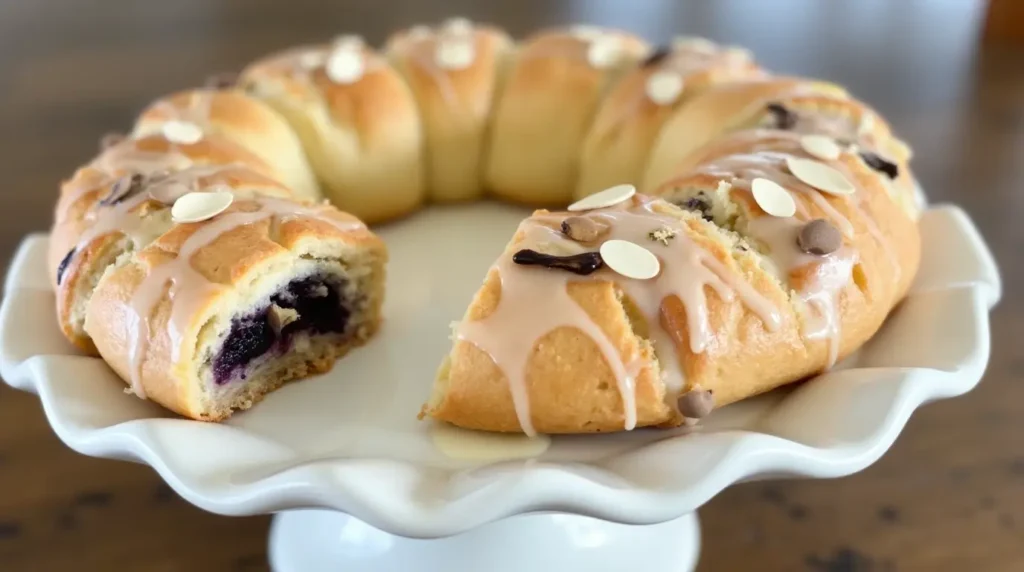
[0,195,1000,571]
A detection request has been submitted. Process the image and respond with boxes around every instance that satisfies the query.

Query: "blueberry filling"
[676,193,714,222]
[859,151,899,180]
[211,275,350,385]
[56,248,76,286]
[765,102,797,130]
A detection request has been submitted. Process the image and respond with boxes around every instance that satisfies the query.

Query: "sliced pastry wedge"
[424,172,918,435]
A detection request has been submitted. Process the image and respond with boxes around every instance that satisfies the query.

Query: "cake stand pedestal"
[269,510,700,572]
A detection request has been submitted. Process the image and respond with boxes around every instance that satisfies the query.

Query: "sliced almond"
[326,48,364,84]
[162,120,203,145]
[646,70,685,105]
[786,157,855,196]
[435,39,475,70]
[587,36,623,69]
[568,184,636,212]
[799,135,842,161]
[751,178,796,217]
[600,239,660,280]
[171,190,234,223]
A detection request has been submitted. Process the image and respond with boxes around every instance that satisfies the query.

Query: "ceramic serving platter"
[0,199,1000,539]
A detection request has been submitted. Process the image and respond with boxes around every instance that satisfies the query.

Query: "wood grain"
[1,1,1021,570]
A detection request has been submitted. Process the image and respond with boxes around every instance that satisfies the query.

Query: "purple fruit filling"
[211,275,350,385]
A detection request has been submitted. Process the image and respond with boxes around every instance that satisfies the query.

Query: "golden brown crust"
[49,135,285,352]
[485,27,650,206]
[576,39,768,200]
[133,88,323,201]
[427,131,920,433]
[641,76,850,192]
[385,21,514,202]
[239,41,425,224]
[82,171,386,420]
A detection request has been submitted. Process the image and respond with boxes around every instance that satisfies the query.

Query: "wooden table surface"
[1,1,1021,570]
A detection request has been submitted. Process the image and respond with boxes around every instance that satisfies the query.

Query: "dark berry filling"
[859,151,900,180]
[56,248,76,286]
[211,275,350,385]
[765,102,797,130]
[676,193,714,222]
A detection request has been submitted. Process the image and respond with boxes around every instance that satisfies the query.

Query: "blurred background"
[0,0,1021,570]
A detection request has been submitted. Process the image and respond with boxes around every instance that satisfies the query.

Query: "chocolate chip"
[641,45,671,67]
[99,132,125,151]
[101,173,144,206]
[56,248,76,286]
[859,151,899,179]
[560,216,605,242]
[205,71,239,90]
[677,194,713,222]
[512,249,603,275]
[765,102,797,130]
[797,219,842,256]
[678,388,714,418]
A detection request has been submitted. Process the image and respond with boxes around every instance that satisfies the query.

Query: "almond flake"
[786,157,855,196]
[646,70,685,105]
[162,120,203,145]
[568,184,636,211]
[799,135,842,161]
[326,48,364,84]
[600,239,660,280]
[435,39,475,70]
[751,178,796,217]
[171,190,234,223]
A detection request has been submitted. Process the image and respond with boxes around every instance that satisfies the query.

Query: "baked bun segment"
[133,88,323,202]
[485,26,650,206]
[240,36,425,224]
[50,134,284,352]
[641,77,850,192]
[425,147,918,434]
[575,37,766,200]
[82,164,387,421]
[385,18,514,202]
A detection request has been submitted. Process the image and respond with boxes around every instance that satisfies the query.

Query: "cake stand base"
[269,510,701,572]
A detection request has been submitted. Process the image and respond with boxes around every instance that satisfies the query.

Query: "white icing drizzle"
[124,190,363,397]
[745,215,856,367]
[456,197,782,435]
[57,142,195,224]
[456,221,643,436]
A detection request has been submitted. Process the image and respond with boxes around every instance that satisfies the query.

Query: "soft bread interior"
[192,243,383,421]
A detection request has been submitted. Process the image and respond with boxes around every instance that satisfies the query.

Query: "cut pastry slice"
[79,164,386,421]
[424,171,918,435]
